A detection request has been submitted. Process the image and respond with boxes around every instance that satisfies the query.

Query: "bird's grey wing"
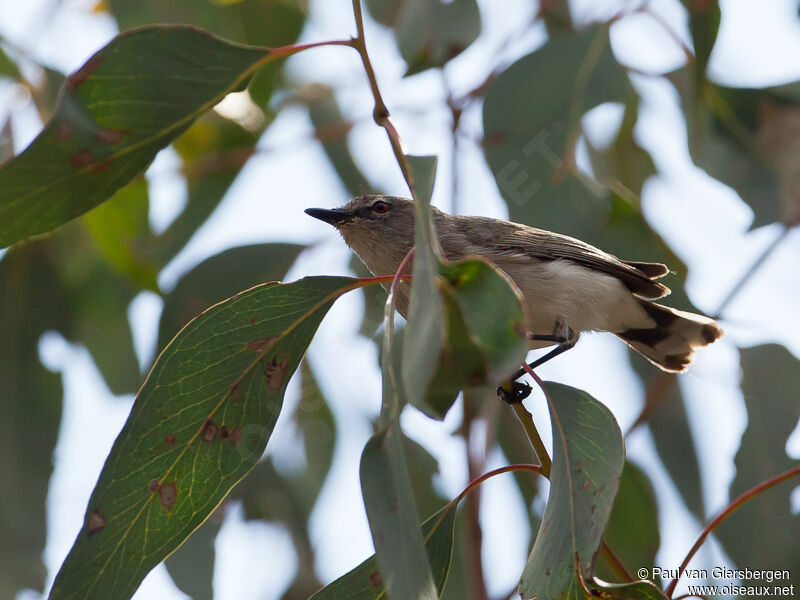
[458,218,670,300]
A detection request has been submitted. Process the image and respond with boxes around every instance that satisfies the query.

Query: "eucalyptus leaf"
[49,276,365,600]
[0,26,293,247]
[519,383,625,599]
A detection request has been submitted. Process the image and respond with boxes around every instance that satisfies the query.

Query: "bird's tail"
[616,301,723,372]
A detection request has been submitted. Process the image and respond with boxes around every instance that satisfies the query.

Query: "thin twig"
[510,402,552,478]
[452,463,544,507]
[518,364,553,477]
[712,225,791,319]
[665,465,800,597]
[520,363,637,584]
[462,390,490,600]
[380,246,416,422]
[349,0,415,191]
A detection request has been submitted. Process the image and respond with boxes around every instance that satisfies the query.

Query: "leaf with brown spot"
[519,384,625,599]
[202,421,218,443]
[158,483,178,513]
[246,337,277,353]
[49,276,369,600]
[0,26,300,248]
[156,243,304,355]
[87,511,106,536]
[263,356,289,391]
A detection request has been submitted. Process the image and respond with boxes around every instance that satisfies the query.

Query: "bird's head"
[305,195,416,264]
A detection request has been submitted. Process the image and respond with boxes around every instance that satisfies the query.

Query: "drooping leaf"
[0,245,67,599]
[358,156,441,600]
[402,434,450,519]
[585,102,655,209]
[234,360,335,597]
[310,502,457,599]
[52,223,142,395]
[596,462,660,584]
[82,177,159,292]
[631,360,706,522]
[156,112,260,263]
[680,0,721,81]
[157,243,305,352]
[49,275,365,600]
[366,0,481,75]
[398,157,528,418]
[519,383,625,599]
[0,44,21,80]
[303,85,370,193]
[360,420,439,600]
[672,72,800,227]
[483,25,631,239]
[0,25,293,247]
[400,155,445,415]
[164,507,224,600]
[716,344,800,585]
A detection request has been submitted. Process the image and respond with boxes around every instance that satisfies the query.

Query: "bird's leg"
[496,329,578,404]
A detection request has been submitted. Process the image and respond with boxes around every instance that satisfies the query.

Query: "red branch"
[666,465,800,597]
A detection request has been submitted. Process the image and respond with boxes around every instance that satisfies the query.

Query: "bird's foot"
[496,380,532,404]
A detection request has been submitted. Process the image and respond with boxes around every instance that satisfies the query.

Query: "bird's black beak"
[305,207,352,226]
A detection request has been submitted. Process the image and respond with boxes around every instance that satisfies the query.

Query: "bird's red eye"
[371,201,389,214]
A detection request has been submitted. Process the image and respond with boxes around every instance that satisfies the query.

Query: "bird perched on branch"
[306,195,722,400]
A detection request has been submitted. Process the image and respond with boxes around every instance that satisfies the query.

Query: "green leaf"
[0,245,67,599]
[52,224,143,395]
[166,361,336,600]
[349,253,387,339]
[157,112,260,262]
[164,508,222,600]
[586,102,655,208]
[365,0,481,75]
[105,0,305,108]
[672,72,800,227]
[0,25,287,247]
[157,243,305,352]
[519,383,625,599]
[49,275,363,600]
[400,155,444,415]
[680,0,721,81]
[425,259,528,417]
[630,357,706,522]
[0,118,12,163]
[360,420,439,600]
[304,85,371,193]
[235,361,335,597]
[310,501,457,599]
[483,25,631,239]
[596,462,660,584]
[83,177,159,292]
[716,345,800,584]
[0,43,21,80]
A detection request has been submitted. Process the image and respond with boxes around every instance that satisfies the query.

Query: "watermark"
[637,567,795,597]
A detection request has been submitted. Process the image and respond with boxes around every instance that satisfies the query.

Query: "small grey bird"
[306,195,722,377]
